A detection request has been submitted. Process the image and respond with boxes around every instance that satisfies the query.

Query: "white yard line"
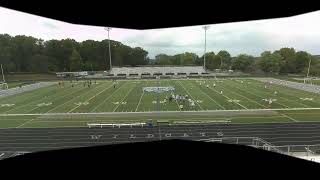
[46,83,105,113]
[3,85,69,113]
[15,119,35,128]
[231,80,290,108]
[265,87,313,108]
[68,84,113,113]
[135,91,145,112]
[207,86,248,110]
[135,82,148,112]
[196,85,226,110]
[281,113,298,122]
[248,79,312,108]
[90,82,127,112]
[177,81,204,110]
[167,81,181,110]
[223,81,267,108]
[113,84,136,112]
[25,106,42,113]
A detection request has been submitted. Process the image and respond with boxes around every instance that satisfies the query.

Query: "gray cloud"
[1,7,320,58]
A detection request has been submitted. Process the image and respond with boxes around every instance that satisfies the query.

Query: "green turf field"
[1,78,320,128]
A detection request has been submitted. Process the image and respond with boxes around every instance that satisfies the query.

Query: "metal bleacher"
[110,66,206,77]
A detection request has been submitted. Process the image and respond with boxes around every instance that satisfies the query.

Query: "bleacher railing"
[198,137,320,156]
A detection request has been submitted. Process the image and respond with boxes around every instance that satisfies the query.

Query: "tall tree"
[69,49,82,71]
[295,51,310,73]
[277,47,296,73]
[232,54,255,72]
[259,51,282,74]
[202,52,215,70]
[217,50,232,69]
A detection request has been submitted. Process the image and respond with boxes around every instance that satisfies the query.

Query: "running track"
[1,122,320,159]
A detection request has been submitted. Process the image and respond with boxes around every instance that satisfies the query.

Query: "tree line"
[154,49,320,76]
[0,34,149,73]
[0,34,319,76]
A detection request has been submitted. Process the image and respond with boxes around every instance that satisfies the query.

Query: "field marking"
[113,84,137,112]
[44,85,96,113]
[29,116,286,123]
[2,85,68,113]
[15,119,35,128]
[284,112,320,115]
[231,80,290,108]
[207,85,248,109]
[25,106,42,114]
[90,82,127,112]
[46,82,106,113]
[68,83,114,113]
[0,83,58,102]
[166,80,181,110]
[2,107,320,116]
[177,81,204,110]
[264,84,312,108]
[135,91,145,112]
[222,80,268,108]
[250,79,313,108]
[195,84,226,110]
[208,80,252,109]
[135,82,148,112]
[281,113,298,122]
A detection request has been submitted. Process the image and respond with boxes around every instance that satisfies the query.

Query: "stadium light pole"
[203,25,210,70]
[1,64,5,83]
[307,56,312,78]
[104,27,112,71]
[305,56,312,84]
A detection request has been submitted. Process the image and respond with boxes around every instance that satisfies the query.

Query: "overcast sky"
[1,7,320,58]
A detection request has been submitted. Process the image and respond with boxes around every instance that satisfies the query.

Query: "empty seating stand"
[110,66,206,77]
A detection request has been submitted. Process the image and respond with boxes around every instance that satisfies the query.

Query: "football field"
[1,78,320,128]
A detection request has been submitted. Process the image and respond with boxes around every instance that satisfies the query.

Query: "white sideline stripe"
[87,122,146,127]
[68,84,114,113]
[90,82,126,112]
[0,153,4,158]
[177,81,204,110]
[113,84,136,112]
[1,107,320,116]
